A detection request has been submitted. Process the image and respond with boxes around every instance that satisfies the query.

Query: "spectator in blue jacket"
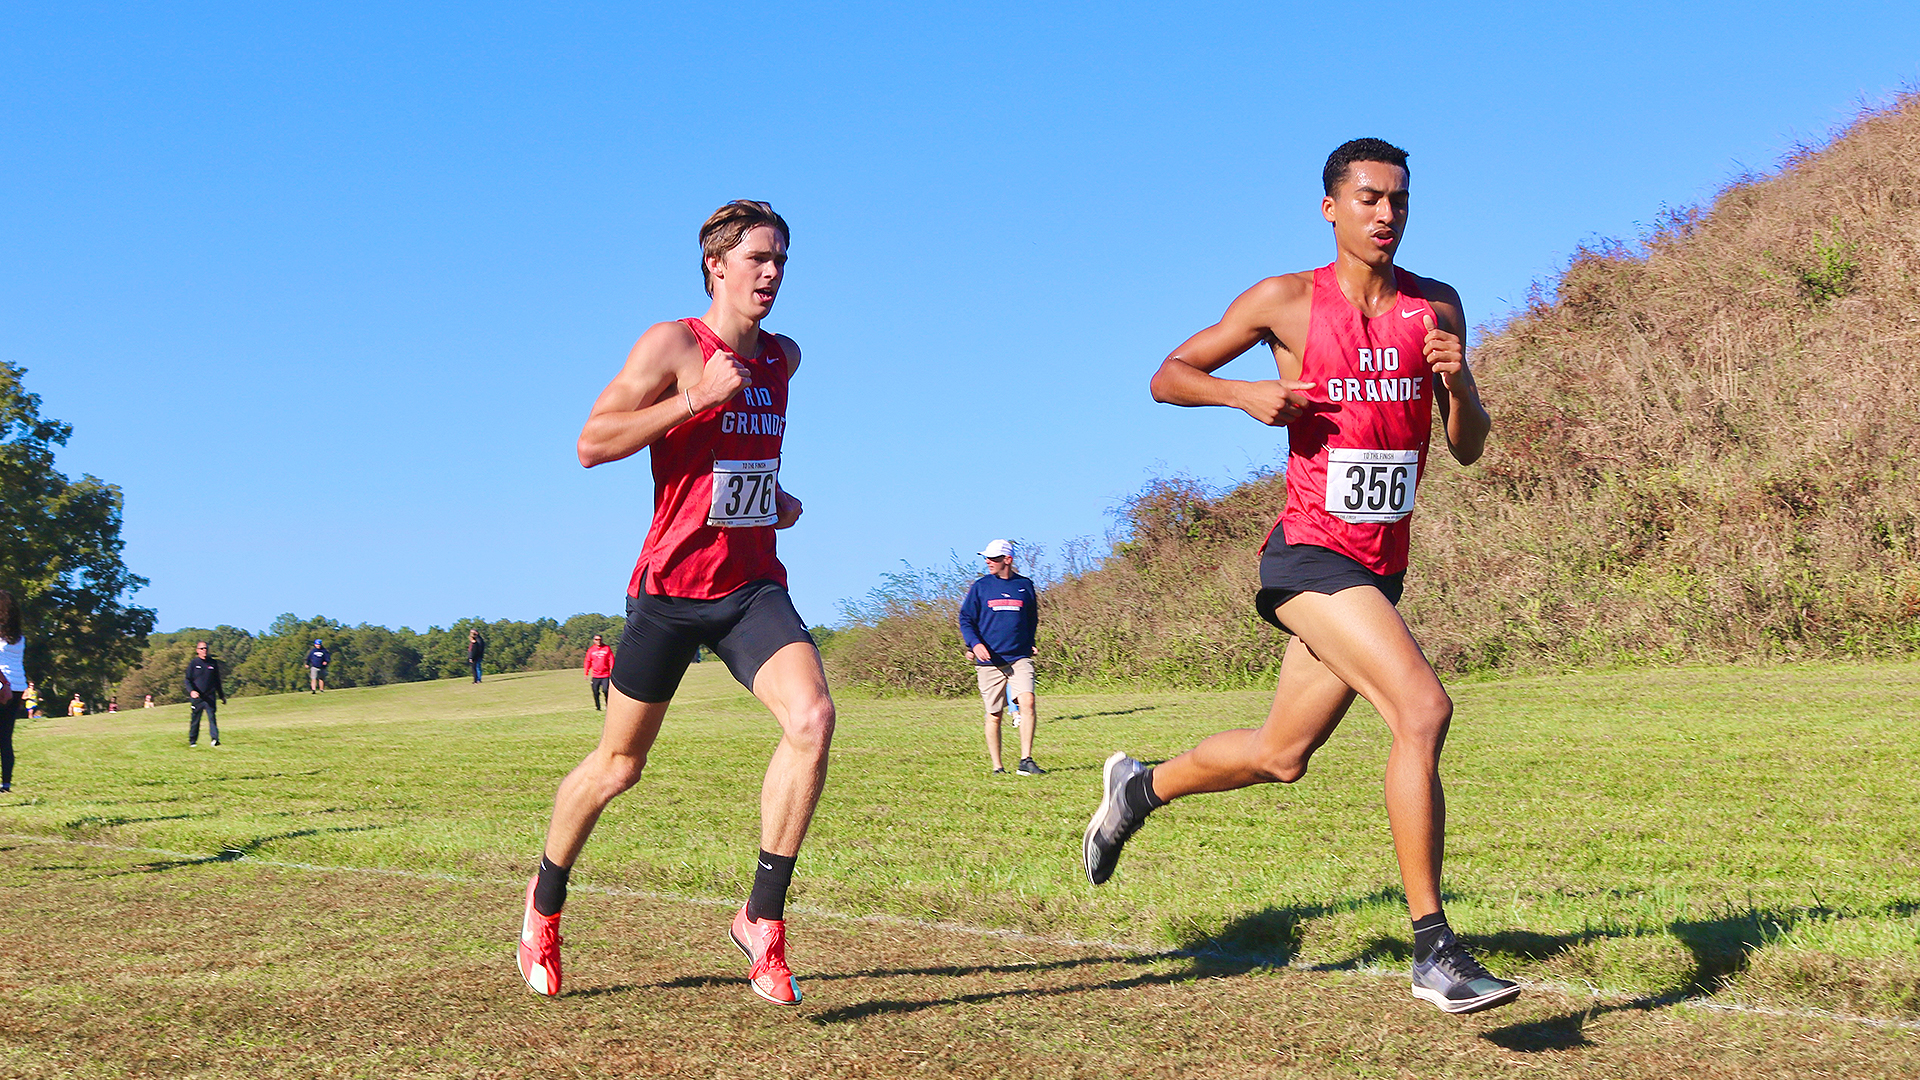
[958,539,1044,776]
[306,639,331,693]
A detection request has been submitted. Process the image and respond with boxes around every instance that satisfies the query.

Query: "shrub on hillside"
[826,560,977,696]
[1403,94,1920,670]
[828,481,1296,694]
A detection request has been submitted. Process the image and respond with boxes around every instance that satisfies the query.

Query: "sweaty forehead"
[1340,161,1408,193]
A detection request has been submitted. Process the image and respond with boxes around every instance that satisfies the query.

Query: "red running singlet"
[628,317,791,599]
[1275,264,1438,575]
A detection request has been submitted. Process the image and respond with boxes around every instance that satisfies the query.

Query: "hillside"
[832,95,1920,691]
[1406,94,1920,670]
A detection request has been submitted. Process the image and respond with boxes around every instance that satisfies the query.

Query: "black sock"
[533,855,570,917]
[747,850,797,922]
[1124,767,1166,817]
[1411,911,1449,962]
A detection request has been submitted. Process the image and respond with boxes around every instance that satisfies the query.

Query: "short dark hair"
[699,200,790,297]
[1323,138,1409,195]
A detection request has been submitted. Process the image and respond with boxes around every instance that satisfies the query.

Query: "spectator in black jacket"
[185,641,227,747]
[467,630,486,683]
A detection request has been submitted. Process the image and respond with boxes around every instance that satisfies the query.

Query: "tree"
[116,626,254,705]
[0,363,155,708]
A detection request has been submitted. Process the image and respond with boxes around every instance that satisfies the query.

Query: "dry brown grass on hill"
[834,95,1920,691]
[1407,92,1920,671]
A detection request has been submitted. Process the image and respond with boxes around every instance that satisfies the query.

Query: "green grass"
[5,660,1919,1025]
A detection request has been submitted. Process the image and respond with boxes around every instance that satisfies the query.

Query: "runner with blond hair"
[518,200,833,1007]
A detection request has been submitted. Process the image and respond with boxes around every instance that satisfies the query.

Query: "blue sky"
[6,3,1918,634]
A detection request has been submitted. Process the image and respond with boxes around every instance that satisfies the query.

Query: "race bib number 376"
[708,458,780,527]
[1324,448,1419,524]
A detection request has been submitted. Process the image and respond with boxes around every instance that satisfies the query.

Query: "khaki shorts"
[974,657,1036,716]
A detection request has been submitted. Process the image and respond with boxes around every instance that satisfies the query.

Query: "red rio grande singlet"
[627,317,790,599]
[1274,264,1438,575]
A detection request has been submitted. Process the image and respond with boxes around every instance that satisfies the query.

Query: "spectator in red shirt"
[582,634,615,711]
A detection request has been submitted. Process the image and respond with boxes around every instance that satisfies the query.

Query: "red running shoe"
[729,905,801,1005]
[517,875,563,997]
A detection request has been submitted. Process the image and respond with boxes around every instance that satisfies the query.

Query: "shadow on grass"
[1475,907,1875,1053]
[797,896,1406,1025]
[1056,706,1159,721]
[804,949,1269,1024]
[132,768,326,786]
[63,811,212,832]
[113,824,391,875]
[794,892,1903,1038]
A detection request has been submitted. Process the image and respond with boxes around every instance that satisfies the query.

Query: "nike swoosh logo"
[759,862,774,871]
[1399,308,1423,319]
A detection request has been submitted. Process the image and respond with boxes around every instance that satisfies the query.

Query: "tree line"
[0,362,156,712]
[114,612,628,707]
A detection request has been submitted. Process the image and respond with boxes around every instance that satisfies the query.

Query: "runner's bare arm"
[771,333,804,527]
[1149,274,1317,427]
[577,321,751,467]
[773,487,803,529]
[778,334,802,378]
[1419,283,1489,465]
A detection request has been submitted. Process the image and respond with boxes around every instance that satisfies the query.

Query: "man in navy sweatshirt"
[306,639,331,693]
[957,539,1044,776]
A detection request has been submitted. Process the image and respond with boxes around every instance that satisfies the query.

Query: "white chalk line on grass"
[9,832,1919,1033]
[2,832,1148,953]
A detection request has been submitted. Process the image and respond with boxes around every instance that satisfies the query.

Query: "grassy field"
[2,662,1918,1077]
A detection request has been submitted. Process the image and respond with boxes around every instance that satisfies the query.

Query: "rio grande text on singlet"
[628,317,790,599]
[1275,263,1437,575]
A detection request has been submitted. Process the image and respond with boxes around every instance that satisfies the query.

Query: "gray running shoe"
[1082,752,1148,885]
[1410,929,1521,1014]
[1016,758,1046,776]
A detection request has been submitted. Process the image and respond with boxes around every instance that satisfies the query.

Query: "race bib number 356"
[1325,448,1419,524]
[708,458,780,527]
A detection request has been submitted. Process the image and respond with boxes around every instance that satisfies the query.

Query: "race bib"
[1324,448,1419,524]
[707,458,780,527]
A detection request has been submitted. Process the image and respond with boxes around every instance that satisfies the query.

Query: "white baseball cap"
[979,539,1014,558]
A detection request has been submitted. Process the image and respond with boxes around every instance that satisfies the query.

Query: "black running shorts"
[1254,520,1407,635]
[611,579,814,703]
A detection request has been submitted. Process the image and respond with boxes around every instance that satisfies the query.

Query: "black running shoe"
[991,766,1006,776]
[1082,752,1148,885]
[1410,929,1521,1014]
[1016,758,1046,776]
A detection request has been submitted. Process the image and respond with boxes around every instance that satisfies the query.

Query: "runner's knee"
[1253,746,1312,784]
[593,751,649,795]
[1390,691,1452,747]
[782,698,835,753]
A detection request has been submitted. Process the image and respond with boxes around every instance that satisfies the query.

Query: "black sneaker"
[211,740,220,747]
[1016,758,1046,776]
[991,766,1006,776]
[1082,752,1148,885]
[1410,929,1521,1014]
